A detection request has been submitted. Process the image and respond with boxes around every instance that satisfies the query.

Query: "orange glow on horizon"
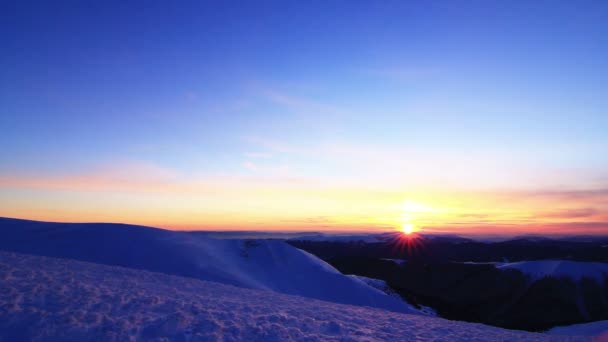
[1,171,607,236]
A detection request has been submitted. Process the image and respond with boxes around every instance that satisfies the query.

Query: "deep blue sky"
[1,1,608,232]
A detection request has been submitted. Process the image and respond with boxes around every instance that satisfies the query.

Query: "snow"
[351,275,437,317]
[350,275,404,300]
[497,260,608,282]
[0,218,413,314]
[382,258,407,265]
[547,320,608,337]
[0,251,583,341]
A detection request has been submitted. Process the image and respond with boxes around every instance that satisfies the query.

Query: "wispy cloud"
[537,208,599,219]
[244,152,273,159]
[430,221,608,236]
[0,160,312,194]
[0,161,183,193]
[361,66,440,81]
[260,89,346,117]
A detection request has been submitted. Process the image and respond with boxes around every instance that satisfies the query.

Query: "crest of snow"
[349,275,401,298]
[418,305,439,317]
[0,251,577,341]
[0,218,413,314]
[497,260,608,282]
[349,275,437,317]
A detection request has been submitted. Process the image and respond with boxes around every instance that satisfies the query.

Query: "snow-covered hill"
[0,218,414,314]
[0,251,583,341]
[497,260,608,281]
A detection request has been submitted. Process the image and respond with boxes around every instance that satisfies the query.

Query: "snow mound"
[0,218,412,314]
[0,251,579,341]
[547,320,608,337]
[382,258,407,265]
[497,260,608,282]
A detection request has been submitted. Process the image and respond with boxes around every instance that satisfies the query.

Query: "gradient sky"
[1,1,608,235]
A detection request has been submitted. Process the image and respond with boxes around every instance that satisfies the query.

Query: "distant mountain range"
[289,233,608,262]
[290,234,608,331]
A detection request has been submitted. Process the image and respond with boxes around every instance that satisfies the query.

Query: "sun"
[401,223,415,235]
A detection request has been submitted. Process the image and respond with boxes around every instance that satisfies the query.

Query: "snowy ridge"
[0,252,584,341]
[497,260,608,281]
[0,218,413,314]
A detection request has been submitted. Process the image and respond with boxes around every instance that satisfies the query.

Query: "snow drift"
[0,251,578,341]
[0,217,413,314]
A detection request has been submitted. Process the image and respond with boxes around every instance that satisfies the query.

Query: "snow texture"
[0,251,586,341]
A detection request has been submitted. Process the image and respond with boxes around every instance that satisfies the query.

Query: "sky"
[1,1,608,236]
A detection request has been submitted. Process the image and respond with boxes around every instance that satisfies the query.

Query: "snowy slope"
[0,251,584,341]
[0,217,413,314]
[497,260,608,281]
